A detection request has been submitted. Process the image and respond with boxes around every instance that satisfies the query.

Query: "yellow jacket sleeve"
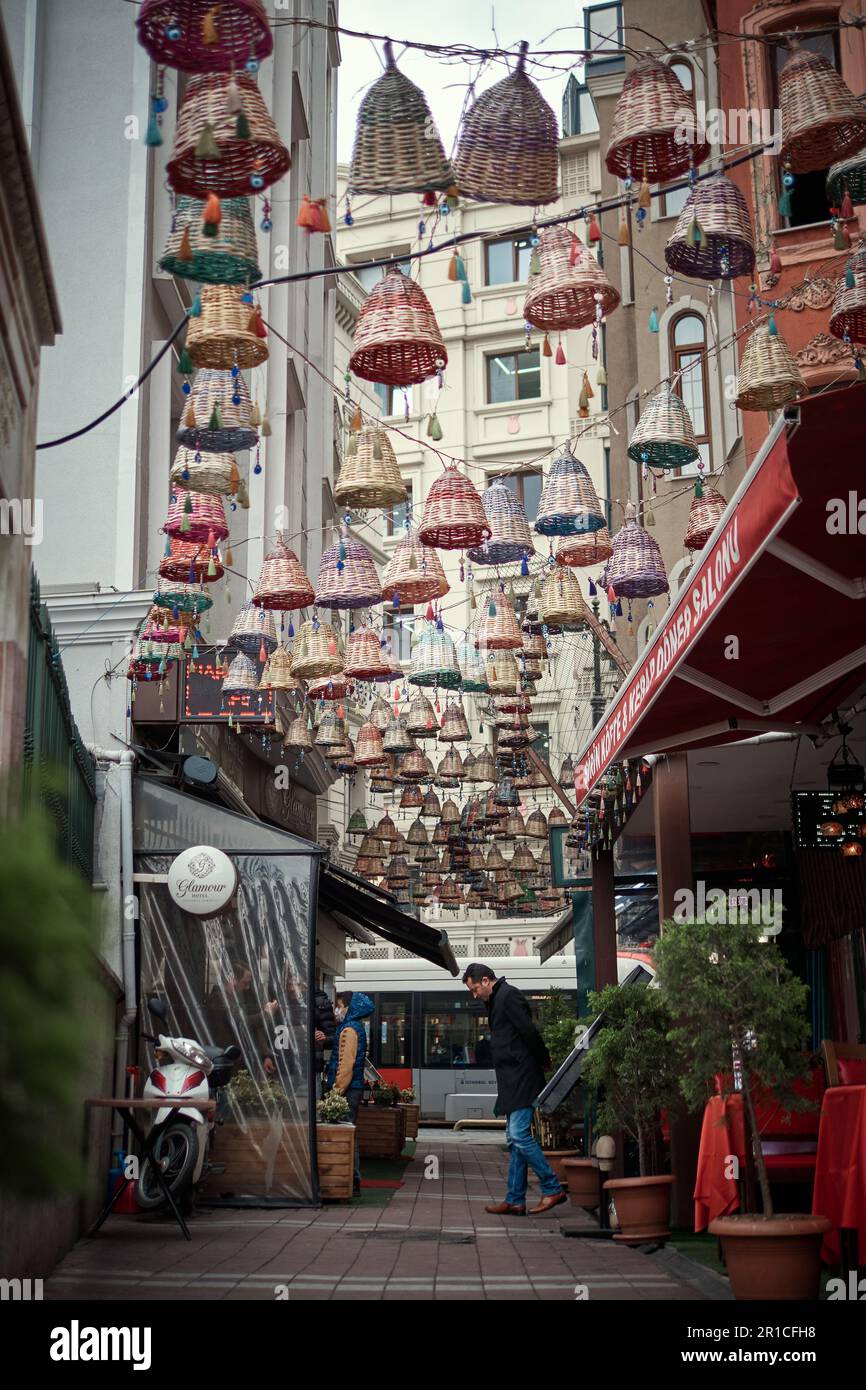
[334,1027,358,1092]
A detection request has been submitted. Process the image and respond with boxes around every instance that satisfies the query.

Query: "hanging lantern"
[524,227,620,331]
[485,648,520,695]
[557,527,613,568]
[829,245,866,346]
[476,588,524,650]
[827,151,866,210]
[381,527,449,608]
[466,479,535,566]
[349,265,447,387]
[221,652,259,695]
[438,701,471,743]
[406,692,438,739]
[160,537,225,584]
[252,531,315,611]
[608,504,669,599]
[259,645,301,694]
[409,624,462,689]
[664,174,755,281]
[352,722,386,768]
[315,709,347,749]
[315,534,381,609]
[160,195,262,284]
[290,621,343,681]
[185,285,269,371]
[348,41,454,196]
[170,445,236,496]
[453,42,559,206]
[683,486,727,553]
[539,562,592,631]
[227,600,278,657]
[164,488,229,543]
[382,715,416,755]
[136,1,272,72]
[627,384,699,469]
[734,322,806,410]
[153,575,214,615]
[334,424,407,509]
[177,368,258,453]
[306,673,352,703]
[343,627,393,681]
[167,71,290,198]
[535,450,605,536]
[418,467,490,551]
[778,43,866,175]
[420,789,442,820]
[606,56,710,182]
[457,640,489,693]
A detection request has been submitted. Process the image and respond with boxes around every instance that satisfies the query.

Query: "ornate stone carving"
[795,332,855,367]
[783,276,836,313]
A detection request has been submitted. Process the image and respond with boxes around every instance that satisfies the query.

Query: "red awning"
[574,384,866,806]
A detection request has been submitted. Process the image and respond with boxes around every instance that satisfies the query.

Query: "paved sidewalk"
[47,1141,721,1301]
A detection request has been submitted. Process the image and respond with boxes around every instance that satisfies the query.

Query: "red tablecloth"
[812,1084,866,1266]
[694,1095,746,1232]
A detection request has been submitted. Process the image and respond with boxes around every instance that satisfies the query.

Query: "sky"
[336,1,590,163]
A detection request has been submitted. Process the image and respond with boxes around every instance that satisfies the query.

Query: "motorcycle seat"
[202,1044,238,1066]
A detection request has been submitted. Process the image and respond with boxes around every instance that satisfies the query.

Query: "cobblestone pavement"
[46,1140,724,1301]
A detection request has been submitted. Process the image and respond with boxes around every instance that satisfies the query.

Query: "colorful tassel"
[587,214,602,244]
[569,234,580,267]
[202,8,218,44]
[637,180,652,215]
[189,292,202,317]
[555,341,566,365]
[249,402,262,427]
[833,220,850,251]
[448,251,459,282]
[194,123,221,160]
[461,279,472,305]
[226,545,233,567]
[177,346,194,375]
[427,413,443,442]
[529,247,541,276]
[768,313,778,336]
[261,416,272,437]
[236,111,251,141]
[202,192,221,238]
[542,333,552,358]
[769,246,782,275]
[841,189,854,220]
[178,225,194,261]
[846,260,856,289]
[208,403,222,430]
[225,78,243,114]
[297,194,317,230]
[596,362,607,388]
[578,384,589,418]
[144,112,163,147]
[617,216,630,246]
[687,215,705,248]
[778,167,794,219]
[648,306,659,333]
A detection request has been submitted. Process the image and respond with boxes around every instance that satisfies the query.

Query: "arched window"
[670,59,694,92]
[669,313,711,476]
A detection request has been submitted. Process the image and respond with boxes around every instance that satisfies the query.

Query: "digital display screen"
[182,650,274,724]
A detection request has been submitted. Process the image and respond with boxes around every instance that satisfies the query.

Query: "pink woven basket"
[381,529,450,607]
[343,627,393,681]
[164,488,229,543]
[137,1,273,73]
[167,72,290,198]
[349,266,447,388]
[557,527,613,568]
[684,487,726,552]
[606,57,710,182]
[524,227,620,331]
[418,468,491,551]
[252,531,315,611]
[315,535,381,609]
[160,538,224,584]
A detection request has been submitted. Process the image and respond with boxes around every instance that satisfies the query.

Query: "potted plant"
[654,918,829,1300]
[316,1091,350,1125]
[581,982,680,1243]
[316,1090,355,1201]
[202,1069,295,1198]
[532,990,585,1181]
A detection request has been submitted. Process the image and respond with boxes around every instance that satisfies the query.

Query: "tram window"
[375,993,410,1067]
[421,992,492,1068]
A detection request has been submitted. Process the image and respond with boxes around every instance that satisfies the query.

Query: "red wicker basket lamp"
[252,531,315,611]
[164,487,229,544]
[137,1,273,73]
[349,266,447,388]
[167,72,290,198]
[418,467,490,551]
[606,57,710,182]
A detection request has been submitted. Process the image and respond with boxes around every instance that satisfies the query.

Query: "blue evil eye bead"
[232,393,241,405]
[783,172,795,189]
[261,217,272,232]
[230,501,237,511]
[344,211,354,226]
[165,24,182,41]
[182,381,192,395]
[182,468,190,480]
[245,57,260,74]
[250,173,265,190]
[154,96,169,114]
[254,462,262,474]
[231,364,240,377]
[530,234,540,247]
[241,290,254,304]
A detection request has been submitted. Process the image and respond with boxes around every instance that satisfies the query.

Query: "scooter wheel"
[136,1120,199,1211]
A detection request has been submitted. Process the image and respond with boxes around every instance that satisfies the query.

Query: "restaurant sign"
[167,844,238,916]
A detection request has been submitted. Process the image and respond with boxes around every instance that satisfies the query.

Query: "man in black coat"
[314,988,337,1084]
[464,963,566,1216]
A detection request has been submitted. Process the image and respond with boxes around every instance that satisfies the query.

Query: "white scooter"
[137,997,240,1214]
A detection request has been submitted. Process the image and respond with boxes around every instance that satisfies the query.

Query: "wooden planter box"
[399,1103,420,1140]
[200,1118,302,1199]
[316,1124,356,1202]
[357,1104,406,1159]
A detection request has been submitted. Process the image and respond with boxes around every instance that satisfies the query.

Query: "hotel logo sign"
[167,845,237,916]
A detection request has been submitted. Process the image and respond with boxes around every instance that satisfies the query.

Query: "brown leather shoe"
[484,1201,526,1215]
[528,1190,568,1215]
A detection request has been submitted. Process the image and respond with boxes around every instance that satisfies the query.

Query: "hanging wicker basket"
[524,227,620,331]
[778,45,866,175]
[399,748,433,782]
[827,148,866,209]
[177,368,258,453]
[334,424,407,510]
[168,71,290,198]
[734,323,806,410]
[557,527,613,568]
[409,624,462,689]
[315,534,381,609]
[407,692,438,738]
[160,537,225,583]
[349,40,454,195]
[609,506,669,599]
[476,589,524,650]
[381,528,449,608]
[419,468,490,551]
[153,576,214,615]
[457,640,489,693]
[684,486,727,552]
[453,44,559,205]
[222,652,259,694]
[349,266,447,388]
[382,715,416,755]
[829,246,866,346]
[160,195,261,284]
[466,480,535,565]
[170,445,237,496]
[291,621,343,681]
[186,285,268,370]
[136,1,272,73]
[664,174,755,281]
[627,384,699,469]
[343,627,392,681]
[540,563,591,630]
[535,450,605,536]
[606,56,710,181]
[439,701,470,743]
[306,672,352,702]
[259,645,302,693]
[228,601,278,657]
[354,721,388,767]
[252,531,315,611]
[165,487,229,543]
[485,648,520,694]
[284,715,314,751]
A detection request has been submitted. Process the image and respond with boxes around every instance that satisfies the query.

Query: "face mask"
[334,1008,345,1022]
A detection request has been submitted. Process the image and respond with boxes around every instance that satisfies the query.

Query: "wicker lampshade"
[556,527,613,568]
[493,777,521,808]
[306,672,352,702]
[829,247,866,346]
[165,487,229,543]
[186,285,268,371]
[524,227,620,331]
[159,537,224,584]
[476,589,524,650]
[136,1,272,72]
[438,701,470,743]
[284,715,313,750]
[222,651,259,694]
[355,722,387,767]
[609,506,669,600]
[349,40,453,195]
[228,601,278,657]
[467,480,535,566]
[409,624,462,689]
[778,44,866,175]
[368,695,394,731]
[454,45,558,205]
[355,854,386,879]
[664,174,755,281]
[400,785,424,812]
[252,531,315,611]
[381,528,450,608]
[419,468,490,551]
[160,195,261,285]
[438,748,465,781]
[167,72,290,198]
[540,562,591,631]
[827,149,866,209]
[382,715,416,755]
[535,450,605,537]
[511,845,537,874]
[349,266,447,388]
[521,631,545,661]
[627,384,699,469]
[259,645,301,693]
[177,368,258,453]
[315,709,346,749]
[485,648,520,694]
[421,790,442,820]
[291,621,343,681]
[342,627,390,681]
[315,534,381,609]
[403,692,436,739]
[524,808,548,840]
[734,323,806,409]
[439,798,460,826]
[684,486,727,552]
[399,748,433,782]
[334,424,407,510]
[496,688,533,716]
[474,748,497,784]
[406,816,429,848]
[606,56,710,181]
[457,640,489,693]
[170,445,237,497]
[153,576,214,615]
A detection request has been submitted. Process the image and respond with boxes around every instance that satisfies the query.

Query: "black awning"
[318,863,459,976]
[535,904,574,963]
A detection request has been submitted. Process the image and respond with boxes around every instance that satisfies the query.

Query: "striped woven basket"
[222,652,259,694]
[419,468,490,551]
[437,751,464,784]
[609,508,669,600]
[557,527,613,568]
[485,648,520,694]
[177,369,258,452]
[282,715,313,751]
[159,537,225,583]
[684,486,727,552]
[540,563,591,630]
[665,174,755,281]
[153,576,214,615]
[409,625,462,689]
[453,45,559,205]
[136,1,272,73]
[400,749,434,782]
[827,148,866,209]
[521,631,545,661]
[349,266,447,388]
[186,285,268,371]
[161,195,261,286]
[291,621,343,681]
[165,487,229,543]
[476,589,524,650]
[167,72,290,198]
[228,601,278,656]
[381,528,450,607]
[457,640,489,692]
[779,45,866,175]
[524,227,620,331]
[343,626,392,681]
[306,673,353,702]
[349,41,454,195]
[829,247,866,346]
[170,445,237,496]
[315,709,347,749]
[334,424,407,509]
[466,480,534,565]
[382,715,416,755]
[252,531,315,611]
[535,450,606,536]
[315,535,381,609]
[439,702,470,743]
[407,692,438,738]
[368,695,393,731]
[627,385,699,469]
[259,645,302,693]
[734,323,806,410]
[606,56,710,181]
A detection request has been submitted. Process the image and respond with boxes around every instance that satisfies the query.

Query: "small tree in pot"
[654,918,828,1299]
[532,990,585,1178]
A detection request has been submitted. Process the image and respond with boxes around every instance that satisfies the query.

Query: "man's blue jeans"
[505,1107,563,1206]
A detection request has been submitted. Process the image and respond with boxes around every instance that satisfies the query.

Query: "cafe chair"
[821,1039,866,1087]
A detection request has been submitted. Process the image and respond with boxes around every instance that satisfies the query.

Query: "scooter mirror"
[224,1044,242,1061]
[147,996,169,1021]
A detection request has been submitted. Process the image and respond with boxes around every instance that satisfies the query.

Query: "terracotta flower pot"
[563,1158,601,1209]
[542,1149,581,1183]
[709,1214,832,1301]
[604,1174,675,1244]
